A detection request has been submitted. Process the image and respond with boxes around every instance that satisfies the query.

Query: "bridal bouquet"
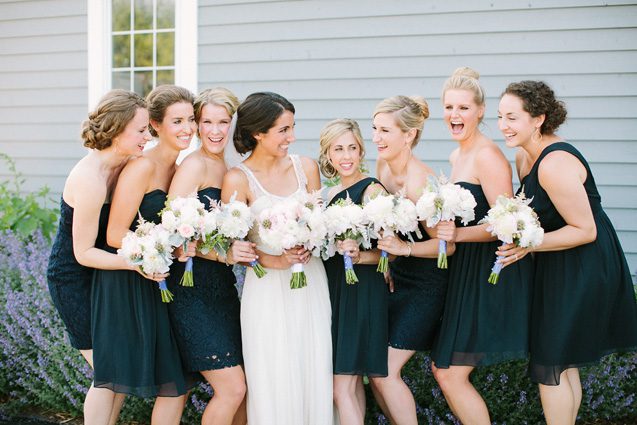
[416,174,476,269]
[257,191,326,289]
[160,195,208,287]
[198,195,267,278]
[118,216,174,302]
[479,191,544,284]
[363,192,420,273]
[323,196,371,284]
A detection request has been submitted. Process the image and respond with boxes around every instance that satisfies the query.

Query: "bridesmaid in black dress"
[91,85,196,425]
[429,68,533,425]
[498,81,637,424]
[166,87,253,425]
[318,118,387,425]
[370,96,449,425]
[46,89,158,425]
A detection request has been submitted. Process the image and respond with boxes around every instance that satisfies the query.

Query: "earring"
[532,127,543,144]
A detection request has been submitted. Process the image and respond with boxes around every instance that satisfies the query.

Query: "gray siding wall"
[198,0,637,277]
[0,0,88,197]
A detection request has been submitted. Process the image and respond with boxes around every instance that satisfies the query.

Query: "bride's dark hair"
[234,92,295,154]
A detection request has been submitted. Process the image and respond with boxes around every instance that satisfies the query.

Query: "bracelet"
[404,242,413,257]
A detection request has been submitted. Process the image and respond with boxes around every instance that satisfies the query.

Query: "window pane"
[134,71,153,97]
[112,0,131,31]
[134,0,153,30]
[157,0,174,29]
[157,69,174,86]
[134,33,153,67]
[112,34,131,67]
[156,32,174,67]
[112,71,131,90]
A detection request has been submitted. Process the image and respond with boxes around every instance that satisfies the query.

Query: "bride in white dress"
[221,92,333,425]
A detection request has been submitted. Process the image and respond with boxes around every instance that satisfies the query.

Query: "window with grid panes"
[111,0,175,97]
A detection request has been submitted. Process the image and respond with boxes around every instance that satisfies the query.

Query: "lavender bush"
[0,229,635,424]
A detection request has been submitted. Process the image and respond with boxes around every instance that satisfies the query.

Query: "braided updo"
[81,89,147,150]
[502,81,567,135]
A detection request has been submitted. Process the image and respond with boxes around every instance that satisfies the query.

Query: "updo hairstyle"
[502,81,567,135]
[373,95,429,147]
[81,89,147,150]
[146,85,194,137]
[442,66,486,115]
[233,92,295,154]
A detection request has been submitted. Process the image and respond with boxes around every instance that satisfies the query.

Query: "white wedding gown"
[237,155,334,425]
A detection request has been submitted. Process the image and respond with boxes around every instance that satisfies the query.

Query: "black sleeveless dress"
[92,190,193,397]
[166,187,243,372]
[388,225,448,351]
[323,178,388,376]
[522,142,637,385]
[431,182,533,368]
[47,198,110,350]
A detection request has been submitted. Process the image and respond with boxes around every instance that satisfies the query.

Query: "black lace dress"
[431,182,533,368]
[92,190,194,397]
[167,187,243,372]
[388,225,448,351]
[47,198,110,349]
[323,178,388,376]
[522,142,637,385]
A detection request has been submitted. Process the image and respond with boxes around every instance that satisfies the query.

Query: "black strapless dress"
[47,198,110,349]
[92,190,194,397]
[166,187,243,372]
[431,182,533,368]
[388,225,448,351]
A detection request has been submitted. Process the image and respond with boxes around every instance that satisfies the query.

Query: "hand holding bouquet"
[118,216,174,302]
[416,174,476,269]
[199,195,267,277]
[479,191,544,284]
[257,191,326,289]
[323,196,370,284]
[363,192,420,273]
[160,195,208,287]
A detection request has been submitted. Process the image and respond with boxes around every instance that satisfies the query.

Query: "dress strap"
[289,155,308,193]
[236,163,265,198]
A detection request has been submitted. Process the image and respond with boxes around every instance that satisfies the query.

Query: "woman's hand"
[282,245,310,266]
[436,220,457,243]
[495,242,531,268]
[175,240,197,262]
[377,234,411,257]
[229,240,258,265]
[337,239,361,264]
[134,267,169,282]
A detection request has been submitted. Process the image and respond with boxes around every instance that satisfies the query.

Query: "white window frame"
[87,0,197,110]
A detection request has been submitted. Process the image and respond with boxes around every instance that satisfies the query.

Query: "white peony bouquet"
[256,191,326,289]
[363,192,420,273]
[416,174,477,269]
[479,191,544,284]
[118,216,175,302]
[160,195,208,287]
[198,195,267,277]
[323,195,371,284]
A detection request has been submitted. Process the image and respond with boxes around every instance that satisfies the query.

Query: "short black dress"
[523,142,637,385]
[323,177,389,376]
[431,182,533,368]
[92,189,193,397]
[47,198,110,350]
[388,225,448,351]
[167,187,243,372]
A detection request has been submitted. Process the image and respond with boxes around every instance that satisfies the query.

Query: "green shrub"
[0,153,58,240]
